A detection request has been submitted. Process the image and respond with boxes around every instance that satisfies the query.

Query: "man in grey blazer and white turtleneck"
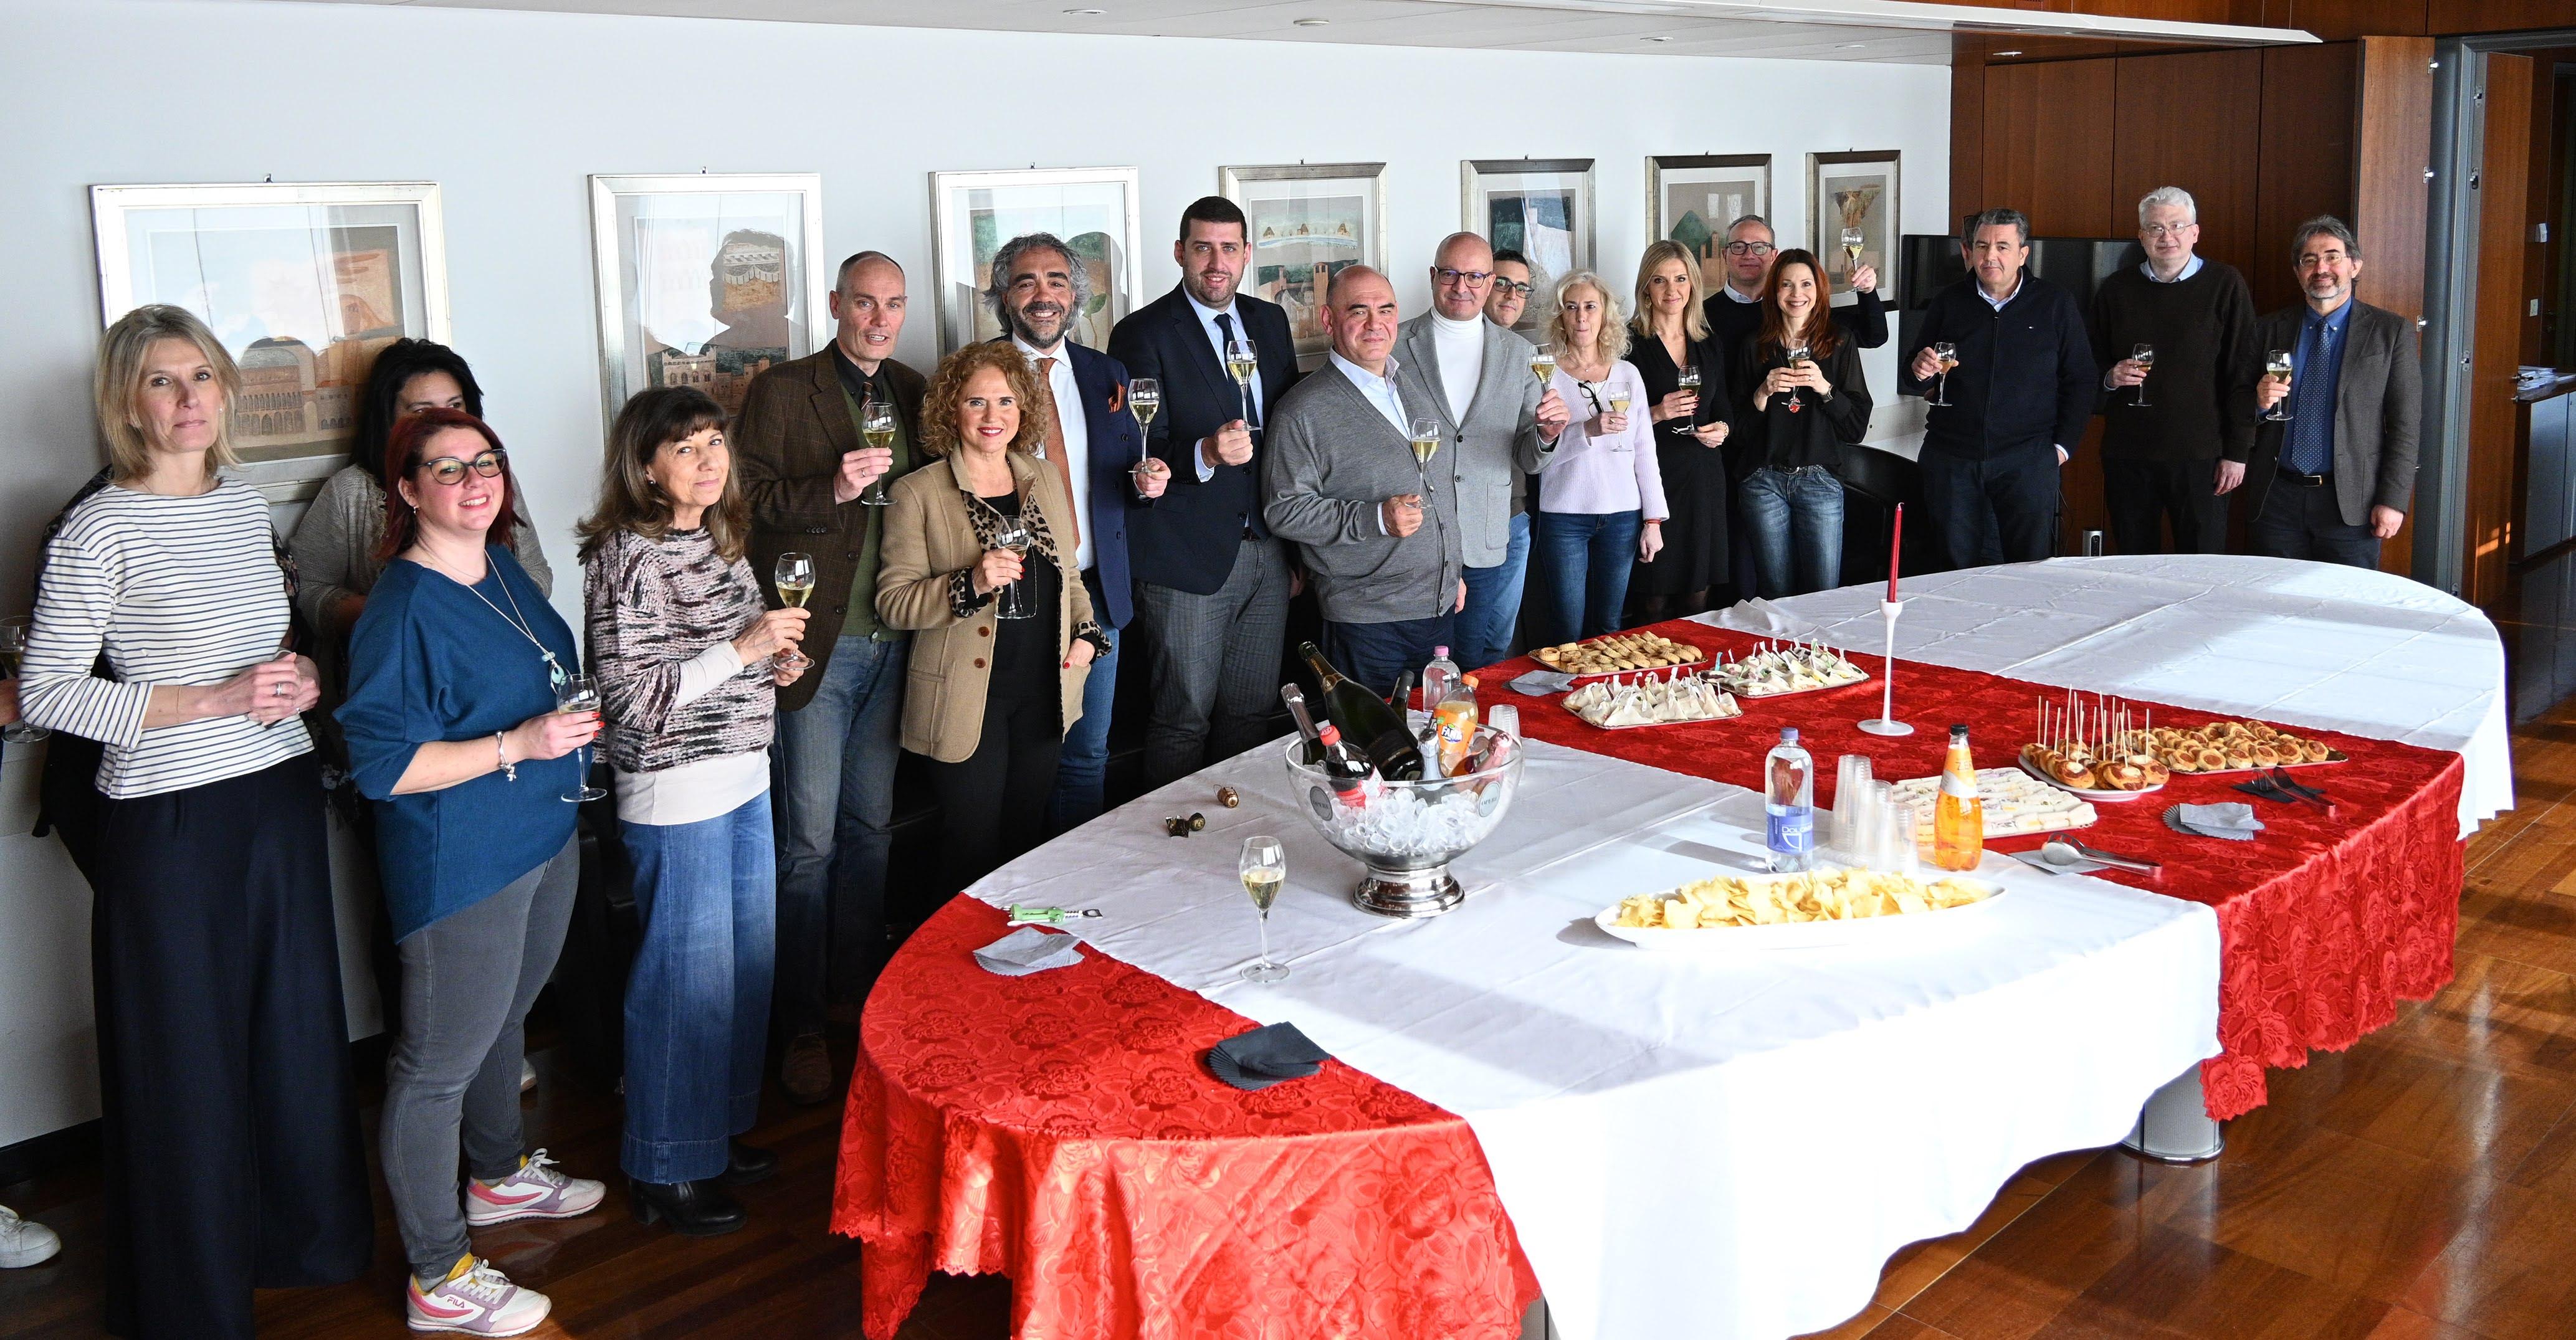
[1395,232,1570,672]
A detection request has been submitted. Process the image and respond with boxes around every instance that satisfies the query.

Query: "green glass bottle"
[1296,641,1424,781]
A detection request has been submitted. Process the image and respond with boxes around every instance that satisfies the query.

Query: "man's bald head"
[1430,233,1496,321]
[1322,266,1400,373]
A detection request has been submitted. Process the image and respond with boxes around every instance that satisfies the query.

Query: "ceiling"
[242,0,2319,64]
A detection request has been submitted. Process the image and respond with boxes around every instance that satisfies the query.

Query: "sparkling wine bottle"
[1297,642,1424,781]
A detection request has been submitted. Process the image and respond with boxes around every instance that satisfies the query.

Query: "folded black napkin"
[1206,1022,1332,1091]
[973,926,1084,977]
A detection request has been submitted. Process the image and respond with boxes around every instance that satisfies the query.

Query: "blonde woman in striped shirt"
[18,305,370,1339]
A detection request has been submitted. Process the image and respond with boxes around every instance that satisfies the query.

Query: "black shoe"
[627,1177,747,1237]
[722,1140,777,1187]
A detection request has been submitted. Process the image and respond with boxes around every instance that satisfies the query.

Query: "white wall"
[0,0,1949,1148]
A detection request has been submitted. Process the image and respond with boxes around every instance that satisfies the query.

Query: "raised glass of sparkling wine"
[1672,363,1702,434]
[1841,226,1866,272]
[1529,343,1558,384]
[2130,343,2156,408]
[1786,345,1813,412]
[0,615,45,743]
[772,553,815,670]
[1239,835,1289,982]
[1409,416,1441,492]
[1127,377,1163,488]
[2263,350,2294,422]
[859,401,898,506]
[1224,338,1258,422]
[557,674,608,803]
[1930,341,1958,407]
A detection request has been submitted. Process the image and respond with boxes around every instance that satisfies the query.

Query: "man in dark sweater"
[1899,208,2098,569]
[2090,187,2259,554]
[1701,213,1890,353]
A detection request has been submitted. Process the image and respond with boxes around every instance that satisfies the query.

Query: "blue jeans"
[1739,466,1846,598]
[619,790,775,1184]
[1321,612,1457,701]
[1050,569,1119,834]
[1532,510,1641,645]
[1454,511,1532,672]
[770,634,905,1038]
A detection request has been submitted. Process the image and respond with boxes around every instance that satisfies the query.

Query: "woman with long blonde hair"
[1626,240,1734,621]
[1530,272,1667,644]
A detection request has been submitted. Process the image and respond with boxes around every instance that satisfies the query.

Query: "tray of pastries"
[1599,868,2001,951]
[1532,630,1710,679]
[2145,720,2345,774]
[1563,671,1742,728]
[1710,640,1871,698]
[1886,766,2101,837]
[2014,693,2167,801]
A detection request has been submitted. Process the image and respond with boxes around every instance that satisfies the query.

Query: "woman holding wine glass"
[1530,271,1666,645]
[878,343,1109,895]
[1732,249,1872,599]
[337,406,609,1333]
[1623,240,1734,624]
[577,386,806,1236]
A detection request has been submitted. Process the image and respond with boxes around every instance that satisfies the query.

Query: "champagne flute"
[2130,343,2156,408]
[1605,383,1634,450]
[990,518,1036,620]
[557,674,608,803]
[1529,343,1558,384]
[1841,227,1866,277]
[773,552,816,671]
[2263,349,2294,422]
[1785,345,1812,413]
[0,616,46,743]
[1239,835,1288,983]
[1224,338,1258,424]
[858,401,899,506]
[1127,378,1164,490]
[1408,416,1441,495]
[1929,341,1958,407]
[1672,363,1702,434]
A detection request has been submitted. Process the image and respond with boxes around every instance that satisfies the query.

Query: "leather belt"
[2277,468,2330,488]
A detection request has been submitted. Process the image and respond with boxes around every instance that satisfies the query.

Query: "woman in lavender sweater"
[580,387,808,1237]
[1532,271,1669,644]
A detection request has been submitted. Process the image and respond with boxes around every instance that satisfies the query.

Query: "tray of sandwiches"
[2145,719,2347,774]
[1532,631,1710,680]
[2016,693,2168,801]
[1709,640,1871,698]
[1562,670,1742,728]
[1885,766,2101,839]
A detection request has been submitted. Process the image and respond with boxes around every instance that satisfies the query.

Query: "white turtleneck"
[1431,310,1485,422]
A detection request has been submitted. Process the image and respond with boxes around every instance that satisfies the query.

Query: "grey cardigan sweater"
[1392,314,1558,567]
[1262,361,1462,625]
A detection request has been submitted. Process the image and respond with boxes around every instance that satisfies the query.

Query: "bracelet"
[495,732,517,782]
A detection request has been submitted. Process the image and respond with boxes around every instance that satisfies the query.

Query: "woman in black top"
[1626,240,1734,622]
[1733,249,1872,599]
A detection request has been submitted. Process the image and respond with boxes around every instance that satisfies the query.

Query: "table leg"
[2122,1063,2224,1163]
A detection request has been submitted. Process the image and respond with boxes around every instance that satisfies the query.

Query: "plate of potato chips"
[1596,867,2003,951]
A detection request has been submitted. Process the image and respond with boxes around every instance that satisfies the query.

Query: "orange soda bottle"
[1931,723,1985,871]
[1433,674,1481,777]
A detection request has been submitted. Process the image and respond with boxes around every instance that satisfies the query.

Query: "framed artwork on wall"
[1462,158,1595,334]
[1219,161,1386,369]
[90,180,451,505]
[589,173,826,425]
[930,166,1142,356]
[1646,154,1770,295]
[1808,151,1900,306]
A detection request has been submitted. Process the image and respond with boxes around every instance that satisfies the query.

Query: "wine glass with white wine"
[990,518,1037,620]
[1841,226,1866,280]
[2130,343,2156,409]
[2263,349,2294,422]
[1929,341,1958,407]
[858,401,899,506]
[1127,377,1163,490]
[772,553,815,672]
[1672,363,1702,435]
[1605,383,1634,450]
[0,615,46,743]
[1239,835,1288,983]
[1529,343,1558,384]
[1785,345,1813,413]
[556,674,608,803]
[1408,416,1441,495]
[1224,338,1258,424]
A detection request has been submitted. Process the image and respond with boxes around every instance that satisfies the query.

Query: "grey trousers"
[382,834,580,1277]
[1133,536,1293,787]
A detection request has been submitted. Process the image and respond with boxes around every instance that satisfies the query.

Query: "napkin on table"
[2164,802,2264,842]
[973,926,1084,977]
[1206,1022,1331,1091]
[1510,669,1577,696]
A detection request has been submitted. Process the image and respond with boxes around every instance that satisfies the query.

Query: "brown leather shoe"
[781,1033,834,1106]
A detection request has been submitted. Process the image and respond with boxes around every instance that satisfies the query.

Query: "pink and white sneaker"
[406,1257,551,1335]
[465,1149,604,1227]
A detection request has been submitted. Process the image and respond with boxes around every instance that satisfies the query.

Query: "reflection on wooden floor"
[4,703,2574,1339]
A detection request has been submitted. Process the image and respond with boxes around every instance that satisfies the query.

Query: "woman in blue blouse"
[339,407,608,1335]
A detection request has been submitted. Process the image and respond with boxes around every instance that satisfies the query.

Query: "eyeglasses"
[1433,267,1494,286]
[1491,279,1534,297]
[419,449,507,486]
[2142,223,2198,239]
[1722,242,1775,257]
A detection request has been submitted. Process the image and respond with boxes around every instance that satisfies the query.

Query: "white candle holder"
[1857,599,1914,736]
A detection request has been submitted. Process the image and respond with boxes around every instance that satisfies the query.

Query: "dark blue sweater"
[1899,274,2097,462]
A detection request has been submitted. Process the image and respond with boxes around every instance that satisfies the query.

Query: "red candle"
[1886,503,1903,601]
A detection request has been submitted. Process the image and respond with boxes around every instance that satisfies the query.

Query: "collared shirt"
[1721,283,1762,305]
[1185,292,1264,483]
[1331,351,1412,538]
[1977,273,2027,311]
[2141,254,2206,283]
[2281,298,2355,477]
[1014,336,1094,571]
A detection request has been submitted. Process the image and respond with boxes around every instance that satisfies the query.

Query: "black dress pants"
[2247,475,2383,569]
[91,753,371,1339]
[2104,455,2233,555]
[1917,442,2061,570]
[923,682,1064,895]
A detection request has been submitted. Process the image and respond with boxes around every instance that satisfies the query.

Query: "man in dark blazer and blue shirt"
[987,232,1160,830]
[1901,207,2098,569]
[1109,197,1303,786]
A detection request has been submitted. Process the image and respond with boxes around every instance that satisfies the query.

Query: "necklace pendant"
[543,652,567,693]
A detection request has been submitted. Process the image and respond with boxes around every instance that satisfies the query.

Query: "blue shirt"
[338,548,582,939]
[2281,300,2354,476]
[2140,255,2206,283]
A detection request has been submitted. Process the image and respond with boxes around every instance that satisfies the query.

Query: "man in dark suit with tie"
[986,233,1164,829]
[1108,197,1302,786]
[2244,216,2418,569]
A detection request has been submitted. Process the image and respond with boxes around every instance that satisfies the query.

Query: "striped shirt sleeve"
[20,523,154,749]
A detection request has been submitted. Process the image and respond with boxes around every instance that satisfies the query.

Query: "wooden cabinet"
[1981,59,2120,235]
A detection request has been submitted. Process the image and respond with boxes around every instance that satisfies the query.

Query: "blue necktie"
[2281,319,2334,476]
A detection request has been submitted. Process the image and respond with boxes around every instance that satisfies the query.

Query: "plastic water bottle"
[1421,645,1461,717]
[1765,727,1815,873]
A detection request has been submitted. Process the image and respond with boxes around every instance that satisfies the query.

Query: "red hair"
[376,407,520,563]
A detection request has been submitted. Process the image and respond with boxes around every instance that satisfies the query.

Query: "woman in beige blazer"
[879,342,1109,891]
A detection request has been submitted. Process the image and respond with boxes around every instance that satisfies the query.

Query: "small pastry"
[2198,746,2228,771]
[2137,759,2171,786]
[2299,737,2331,763]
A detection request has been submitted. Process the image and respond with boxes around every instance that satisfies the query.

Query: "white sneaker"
[0,1205,60,1268]
[519,1058,536,1095]
[465,1149,605,1227]
[406,1257,551,1335]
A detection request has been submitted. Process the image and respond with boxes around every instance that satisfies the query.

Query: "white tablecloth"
[1708,554,2512,834]
[971,739,2220,1340]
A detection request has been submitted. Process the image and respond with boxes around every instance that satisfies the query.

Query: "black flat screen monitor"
[1897,234,2143,312]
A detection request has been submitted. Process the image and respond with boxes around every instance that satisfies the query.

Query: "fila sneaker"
[406,1257,551,1336]
[465,1149,605,1227]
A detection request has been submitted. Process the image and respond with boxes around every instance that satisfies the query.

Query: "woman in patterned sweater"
[580,387,808,1237]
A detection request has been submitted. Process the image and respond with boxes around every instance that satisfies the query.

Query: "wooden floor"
[7,702,2576,1338]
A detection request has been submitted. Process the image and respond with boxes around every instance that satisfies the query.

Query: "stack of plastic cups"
[1830,755,1874,859]
[1879,801,1922,877]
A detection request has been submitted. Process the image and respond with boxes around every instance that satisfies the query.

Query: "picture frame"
[90,180,451,505]
[1808,151,1901,307]
[588,172,827,425]
[1219,162,1386,369]
[1462,158,1596,335]
[1646,154,1770,296]
[930,166,1143,356]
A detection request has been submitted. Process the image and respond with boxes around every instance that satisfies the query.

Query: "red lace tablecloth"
[831,896,1540,1340]
[1494,619,2466,1120]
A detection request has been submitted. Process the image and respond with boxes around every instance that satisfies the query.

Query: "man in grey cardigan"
[1396,232,1569,672]
[1264,266,1466,696]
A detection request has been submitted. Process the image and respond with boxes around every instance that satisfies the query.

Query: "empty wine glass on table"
[556,674,608,803]
[1224,339,1259,422]
[2130,343,2156,408]
[1529,343,1558,384]
[1409,416,1443,493]
[858,401,899,506]
[0,616,46,743]
[1240,835,1288,983]
[1929,341,1958,407]
[990,518,1036,620]
[772,552,816,671]
[2263,349,2295,422]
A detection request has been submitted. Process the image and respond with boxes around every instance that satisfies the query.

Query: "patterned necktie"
[2281,318,2334,477]
[1214,312,1261,430]
[1034,356,1080,551]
